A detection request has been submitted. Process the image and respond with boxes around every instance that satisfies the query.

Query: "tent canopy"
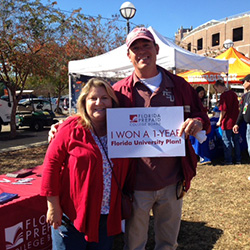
[178,47,250,84]
[68,27,228,78]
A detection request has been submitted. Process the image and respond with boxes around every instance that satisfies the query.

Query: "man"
[233,74,250,157]
[213,79,241,164]
[113,27,210,250]
[49,27,210,250]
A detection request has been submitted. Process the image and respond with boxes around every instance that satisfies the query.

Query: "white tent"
[68,26,229,78]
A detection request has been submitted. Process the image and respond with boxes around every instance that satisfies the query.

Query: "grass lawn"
[0,146,249,249]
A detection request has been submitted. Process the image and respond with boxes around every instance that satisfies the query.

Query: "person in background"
[196,86,207,111]
[213,79,241,164]
[195,86,211,113]
[192,86,212,164]
[41,78,135,250]
[233,74,250,157]
[207,106,224,160]
[113,27,210,250]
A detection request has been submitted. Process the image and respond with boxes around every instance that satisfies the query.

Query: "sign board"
[107,106,185,158]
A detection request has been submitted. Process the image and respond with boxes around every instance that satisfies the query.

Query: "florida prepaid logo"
[129,113,161,126]
[4,215,51,250]
[129,115,138,123]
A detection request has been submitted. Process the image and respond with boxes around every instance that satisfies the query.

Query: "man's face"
[214,85,225,93]
[127,39,159,74]
[213,85,219,93]
[243,80,250,91]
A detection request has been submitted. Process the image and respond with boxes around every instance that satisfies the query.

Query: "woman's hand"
[46,196,63,229]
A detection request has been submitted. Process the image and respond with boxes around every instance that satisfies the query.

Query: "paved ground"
[0,115,67,153]
[0,126,49,152]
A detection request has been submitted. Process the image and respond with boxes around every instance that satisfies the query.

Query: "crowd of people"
[40,27,250,250]
[194,75,250,165]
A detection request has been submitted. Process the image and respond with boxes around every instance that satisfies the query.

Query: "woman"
[196,86,211,112]
[41,78,135,250]
[192,86,212,164]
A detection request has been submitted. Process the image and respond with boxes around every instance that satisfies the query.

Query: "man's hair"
[76,78,119,129]
[214,79,225,87]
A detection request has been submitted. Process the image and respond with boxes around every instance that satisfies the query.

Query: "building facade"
[175,12,250,58]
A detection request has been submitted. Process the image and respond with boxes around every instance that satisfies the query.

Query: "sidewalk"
[0,114,67,153]
[0,129,49,153]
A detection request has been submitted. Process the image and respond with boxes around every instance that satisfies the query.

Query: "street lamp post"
[223,39,234,49]
[223,39,234,88]
[120,2,136,34]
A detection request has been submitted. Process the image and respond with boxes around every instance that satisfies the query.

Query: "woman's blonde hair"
[76,78,119,129]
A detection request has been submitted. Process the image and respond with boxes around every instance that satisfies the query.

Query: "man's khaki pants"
[124,184,183,250]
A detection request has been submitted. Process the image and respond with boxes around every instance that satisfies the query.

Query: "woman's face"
[85,86,112,124]
[198,90,205,99]
[243,80,250,91]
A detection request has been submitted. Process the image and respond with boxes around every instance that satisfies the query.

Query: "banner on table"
[107,107,185,158]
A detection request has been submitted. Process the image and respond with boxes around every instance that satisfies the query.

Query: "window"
[187,43,191,51]
[212,33,220,46]
[233,27,243,42]
[197,38,203,50]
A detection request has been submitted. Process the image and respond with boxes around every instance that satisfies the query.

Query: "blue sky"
[43,0,249,40]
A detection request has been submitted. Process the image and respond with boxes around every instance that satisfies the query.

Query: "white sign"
[107,106,185,158]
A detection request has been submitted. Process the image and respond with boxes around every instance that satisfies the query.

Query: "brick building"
[175,12,250,58]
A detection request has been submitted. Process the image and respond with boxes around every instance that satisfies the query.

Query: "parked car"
[55,95,72,112]
[18,98,62,113]
[16,98,58,131]
[16,110,58,131]
[55,96,65,110]
[16,90,37,99]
